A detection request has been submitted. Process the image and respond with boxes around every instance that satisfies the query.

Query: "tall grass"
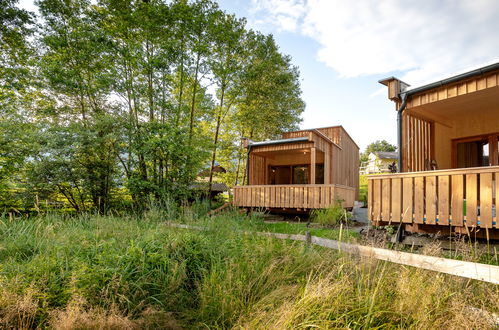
[310,199,352,226]
[0,208,497,329]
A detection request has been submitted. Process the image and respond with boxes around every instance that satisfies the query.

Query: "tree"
[0,0,306,213]
[0,0,37,210]
[360,140,397,164]
[206,12,246,194]
[231,32,304,184]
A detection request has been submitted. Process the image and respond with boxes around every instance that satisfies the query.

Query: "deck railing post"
[310,147,316,184]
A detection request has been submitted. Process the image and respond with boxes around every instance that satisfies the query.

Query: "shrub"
[310,199,352,226]
[359,174,368,206]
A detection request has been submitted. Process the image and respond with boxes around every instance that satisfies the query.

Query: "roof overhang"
[249,137,309,147]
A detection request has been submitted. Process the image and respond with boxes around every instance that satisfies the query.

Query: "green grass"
[182,208,360,242]
[242,219,359,241]
[0,209,497,329]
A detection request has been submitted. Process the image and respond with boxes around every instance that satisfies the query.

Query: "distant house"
[365,151,397,174]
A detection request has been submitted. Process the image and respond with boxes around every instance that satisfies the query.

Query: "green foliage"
[0,0,304,213]
[359,174,368,206]
[311,199,352,226]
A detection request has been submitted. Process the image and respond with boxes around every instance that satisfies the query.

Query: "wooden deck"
[368,166,499,230]
[233,184,356,209]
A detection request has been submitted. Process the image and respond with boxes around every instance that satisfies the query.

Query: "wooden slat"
[402,177,413,223]
[437,176,450,225]
[391,178,401,223]
[414,177,425,223]
[371,165,499,179]
[425,176,437,224]
[451,175,464,226]
[310,147,316,184]
[466,174,477,226]
[313,187,320,209]
[479,173,493,228]
[373,180,382,221]
[381,179,391,222]
[496,173,499,228]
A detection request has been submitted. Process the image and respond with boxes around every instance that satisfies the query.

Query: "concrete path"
[352,207,368,224]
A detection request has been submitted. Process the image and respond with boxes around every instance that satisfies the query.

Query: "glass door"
[454,133,499,168]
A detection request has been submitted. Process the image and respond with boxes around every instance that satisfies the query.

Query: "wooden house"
[365,151,398,174]
[233,126,359,211]
[370,62,499,238]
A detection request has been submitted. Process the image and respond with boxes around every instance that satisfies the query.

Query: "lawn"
[0,208,497,329]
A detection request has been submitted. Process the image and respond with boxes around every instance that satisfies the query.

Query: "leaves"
[1,0,304,213]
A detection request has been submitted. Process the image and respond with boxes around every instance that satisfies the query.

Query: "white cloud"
[250,0,307,32]
[251,0,499,86]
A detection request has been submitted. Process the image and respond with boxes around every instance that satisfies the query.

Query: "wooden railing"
[368,166,499,228]
[233,184,355,209]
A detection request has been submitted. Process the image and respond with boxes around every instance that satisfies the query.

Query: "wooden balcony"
[233,184,355,210]
[368,166,499,231]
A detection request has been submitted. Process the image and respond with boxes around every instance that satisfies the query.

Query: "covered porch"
[400,78,499,172]
[371,66,499,236]
[234,128,358,210]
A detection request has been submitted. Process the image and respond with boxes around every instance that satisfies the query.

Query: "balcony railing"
[233,184,355,209]
[368,166,499,228]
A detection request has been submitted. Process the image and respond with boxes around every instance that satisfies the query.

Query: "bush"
[310,199,352,226]
[359,174,368,206]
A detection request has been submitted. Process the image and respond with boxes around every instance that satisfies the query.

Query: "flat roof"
[249,137,309,147]
[380,61,499,98]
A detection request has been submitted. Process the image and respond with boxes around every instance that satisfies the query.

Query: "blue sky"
[19,0,499,150]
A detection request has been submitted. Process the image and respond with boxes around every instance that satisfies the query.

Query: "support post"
[324,145,331,184]
[310,147,316,184]
[306,231,312,245]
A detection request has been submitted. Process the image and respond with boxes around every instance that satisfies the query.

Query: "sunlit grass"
[0,207,497,329]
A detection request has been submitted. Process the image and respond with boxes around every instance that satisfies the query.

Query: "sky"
[18,0,499,150]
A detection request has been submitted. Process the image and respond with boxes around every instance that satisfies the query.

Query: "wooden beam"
[324,144,331,184]
[310,147,316,184]
[489,135,498,166]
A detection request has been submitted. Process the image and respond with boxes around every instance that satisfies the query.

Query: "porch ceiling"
[407,85,499,126]
[252,148,311,156]
[253,148,325,164]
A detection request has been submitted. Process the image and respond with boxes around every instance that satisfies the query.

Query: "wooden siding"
[332,128,359,197]
[368,166,499,229]
[248,154,266,185]
[233,184,356,209]
[406,71,499,110]
[251,142,314,153]
[402,113,434,172]
[283,126,344,147]
[280,127,359,198]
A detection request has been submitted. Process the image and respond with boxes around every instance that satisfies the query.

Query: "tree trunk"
[207,83,226,197]
[189,51,201,144]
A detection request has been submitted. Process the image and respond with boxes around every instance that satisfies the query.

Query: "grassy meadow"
[0,206,498,329]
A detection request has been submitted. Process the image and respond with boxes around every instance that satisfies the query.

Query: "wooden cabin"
[233,126,359,211]
[370,62,499,238]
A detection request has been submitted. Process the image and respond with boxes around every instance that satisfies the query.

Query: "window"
[269,164,325,184]
[456,139,488,168]
[315,164,324,184]
[293,165,309,184]
[453,133,499,168]
[269,166,291,184]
